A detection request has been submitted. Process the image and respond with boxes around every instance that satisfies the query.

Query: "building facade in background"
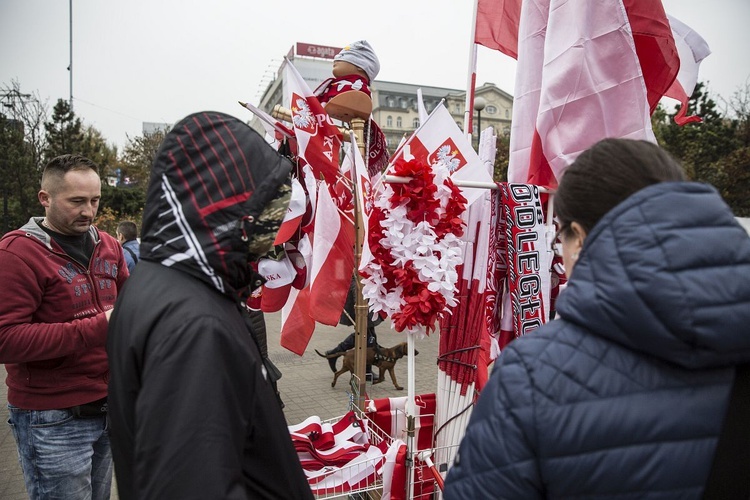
[254,42,513,151]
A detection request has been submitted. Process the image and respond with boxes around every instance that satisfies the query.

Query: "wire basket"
[301,409,393,499]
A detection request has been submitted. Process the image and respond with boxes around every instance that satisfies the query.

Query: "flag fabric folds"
[288,411,408,498]
[280,180,355,354]
[664,15,712,125]
[475,0,684,186]
[276,60,358,355]
[274,176,306,245]
[284,59,343,186]
[475,0,521,58]
[308,181,355,326]
[388,102,494,206]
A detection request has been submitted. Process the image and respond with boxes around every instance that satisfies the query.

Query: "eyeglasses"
[550,224,568,258]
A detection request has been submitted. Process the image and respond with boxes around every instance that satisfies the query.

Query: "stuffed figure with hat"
[315,40,390,177]
[321,40,380,121]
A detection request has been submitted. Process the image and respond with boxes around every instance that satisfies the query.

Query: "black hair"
[554,138,687,234]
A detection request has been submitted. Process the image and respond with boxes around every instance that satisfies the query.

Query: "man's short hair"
[117,221,139,242]
[41,154,100,194]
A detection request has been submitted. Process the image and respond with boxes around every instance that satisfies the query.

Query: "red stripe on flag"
[280,287,315,355]
[624,0,679,114]
[475,0,521,59]
[309,185,355,326]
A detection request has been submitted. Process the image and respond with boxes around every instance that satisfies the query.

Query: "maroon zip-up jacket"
[0,217,128,410]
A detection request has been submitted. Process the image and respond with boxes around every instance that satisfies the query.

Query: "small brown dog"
[316,342,418,390]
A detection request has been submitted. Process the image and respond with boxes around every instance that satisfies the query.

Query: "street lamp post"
[473,96,487,148]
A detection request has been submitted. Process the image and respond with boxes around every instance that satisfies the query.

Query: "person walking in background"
[107,111,313,499]
[116,220,140,273]
[0,154,128,500]
[444,139,750,499]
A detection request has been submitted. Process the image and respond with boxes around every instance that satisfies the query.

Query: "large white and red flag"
[284,59,343,186]
[664,15,711,125]
[389,102,494,206]
[279,180,355,354]
[279,235,315,354]
[342,133,376,271]
[475,0,521,59]
[274,176,306,245]
[308,181,355,326]
[476,0,680,187]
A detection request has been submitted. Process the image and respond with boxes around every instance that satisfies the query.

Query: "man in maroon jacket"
[0,154,128,500]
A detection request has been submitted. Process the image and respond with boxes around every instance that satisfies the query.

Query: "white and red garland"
[361,158,467,337]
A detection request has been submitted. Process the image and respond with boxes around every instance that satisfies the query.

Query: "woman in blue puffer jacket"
[444,138,750,499]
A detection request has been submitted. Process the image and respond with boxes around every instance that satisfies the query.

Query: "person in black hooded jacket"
[107,112,313,499]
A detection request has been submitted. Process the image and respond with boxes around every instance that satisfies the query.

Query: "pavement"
[0,311,440,499]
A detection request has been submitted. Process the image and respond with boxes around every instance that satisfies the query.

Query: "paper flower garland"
[361,158,467,337]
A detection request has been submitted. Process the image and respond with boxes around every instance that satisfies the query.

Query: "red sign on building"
[296,42,343,60]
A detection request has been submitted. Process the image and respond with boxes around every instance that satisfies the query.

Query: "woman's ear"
[569,221,587,254]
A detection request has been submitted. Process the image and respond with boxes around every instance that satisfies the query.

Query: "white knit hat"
[334,40,380,82]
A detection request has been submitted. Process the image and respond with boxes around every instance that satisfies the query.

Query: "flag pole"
[464,0,480,138]
[351,117,369,413]
[383,174,553,193]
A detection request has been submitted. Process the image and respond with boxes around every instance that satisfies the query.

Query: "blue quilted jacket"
[444,182,750,499]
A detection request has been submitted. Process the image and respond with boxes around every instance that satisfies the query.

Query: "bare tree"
[0,80,48,233]
[1,80,48,170]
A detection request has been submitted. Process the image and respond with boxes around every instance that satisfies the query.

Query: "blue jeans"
[7,405,112,500]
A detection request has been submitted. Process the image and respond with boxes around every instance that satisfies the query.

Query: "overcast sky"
[1,0,748,150]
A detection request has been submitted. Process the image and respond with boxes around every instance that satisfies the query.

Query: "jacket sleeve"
[0,249,109,363]
[444,345,544,499]
[246,309,268,358]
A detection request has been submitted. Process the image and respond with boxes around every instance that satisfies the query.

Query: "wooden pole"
[272,103,368,409]
[350,117,368,412]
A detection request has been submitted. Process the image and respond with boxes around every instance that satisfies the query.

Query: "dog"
[316,342,418,390]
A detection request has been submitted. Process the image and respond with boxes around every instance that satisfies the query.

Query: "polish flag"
[343,133,375,271]
[279,238,315,354]
[279,182,355,353]
[475,0,521,58]
[476,0,681,187]
[664,15,712,125]
[365,395,436,498]
[284,59,342,186]
[389,102,493,206]
[274,176,307,245]
[280,286,315,355]
[308,181,355,326]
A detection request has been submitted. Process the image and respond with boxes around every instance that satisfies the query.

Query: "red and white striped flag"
[664,15,711,125]
[288,411,408,498]
[279,235,314,353]
[308,181,355,326]
[284,59,343,186]
[343,133,376,271]
[274,176,306,245]
[365,394,436,453]
[365,394,436,498]
[389,102,493,206]
[475,0,522,58]
[476,0,680,187]
[279,180,354,354]
[280,286,315,355]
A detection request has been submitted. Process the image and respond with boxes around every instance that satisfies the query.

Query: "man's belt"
[69,397,108,418]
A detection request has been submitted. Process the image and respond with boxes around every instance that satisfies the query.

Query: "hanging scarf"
[499,183,552,337]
